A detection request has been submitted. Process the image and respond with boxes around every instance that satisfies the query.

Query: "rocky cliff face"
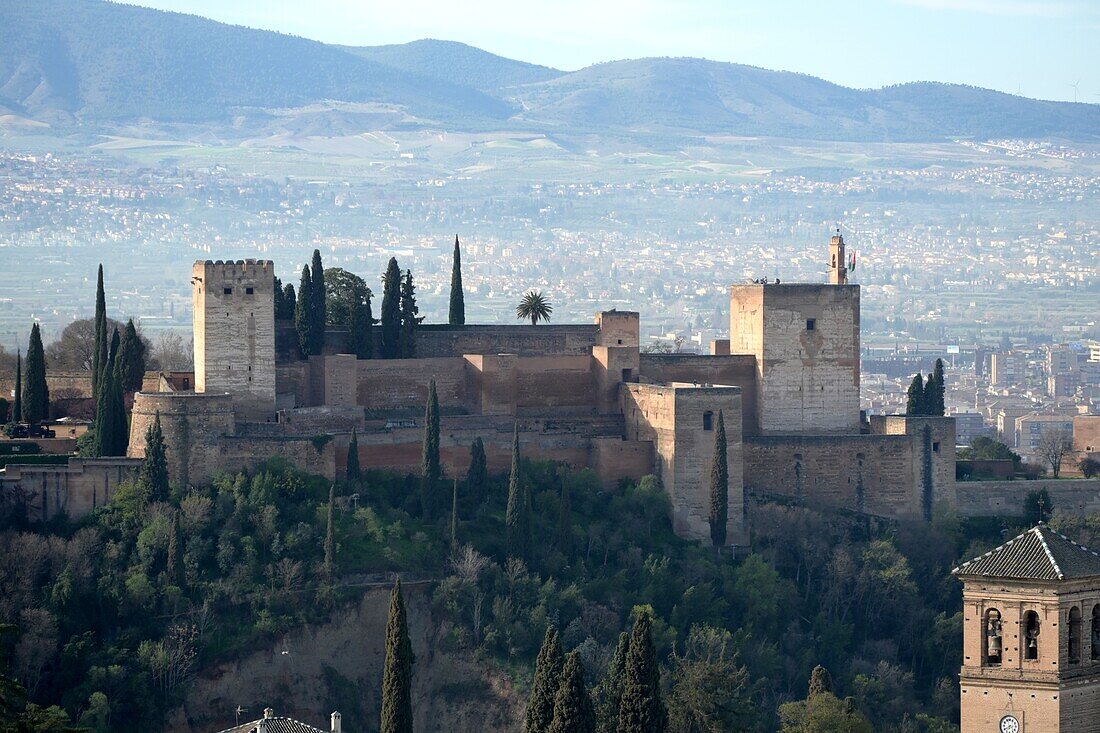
[168,582,523,733]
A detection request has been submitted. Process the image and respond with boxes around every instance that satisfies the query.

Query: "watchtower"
[954,524,1100,733]
[191,259,276,418]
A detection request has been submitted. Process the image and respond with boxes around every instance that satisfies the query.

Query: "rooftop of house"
[953,523,1100,581]
[214,708,336,733]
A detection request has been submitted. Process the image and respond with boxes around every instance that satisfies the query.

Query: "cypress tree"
[594,632,629,733]
[448,235,465,326]
[524,626,565,733]
[92,264,107,401]
[12,350,21,425]
[557,469,572,557]
[348,282,373,359]
[929,358,946,416]
[295,264,316,357]
[420,380,441,520]
[399,269,420,359]
[905,373,925,416]
[94,329,126,456]
[708,409,728,548]
[346,428,362,483]
[116,318,146,393]
[617,612,666,733]
[549,652,596,733]
[380,257,402,359]
[808,665,833,697]
[22,323,49,423]
[282,282,297,320]
[273,276,285,318]
[311,249,326,346]
[505,424,529,562]
[167,511,184,588]
[450,479,460,553]
[324,484,336,578]
[466,437,488,507]
[380,579,414,733]
[139,412,170,501]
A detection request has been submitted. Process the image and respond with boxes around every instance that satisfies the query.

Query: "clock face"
[1000,716,1020,733]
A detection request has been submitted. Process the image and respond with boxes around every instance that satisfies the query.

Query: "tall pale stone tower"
[954,524,1100,733]
[829,231,848,284]
[191,259,276,417]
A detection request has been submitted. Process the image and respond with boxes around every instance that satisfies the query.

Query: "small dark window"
[617,339,623,345]
[933,441,941,453]
[806,318,816,331]
[183,378,189,388]
[246,287,254,295]
[622,368,633,383]
[703,411,714,431]
[223,287,232,295]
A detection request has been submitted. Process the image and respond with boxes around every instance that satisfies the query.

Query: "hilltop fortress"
[115,235,952,545]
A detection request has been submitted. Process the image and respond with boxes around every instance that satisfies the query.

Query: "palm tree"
[516,291,553,325]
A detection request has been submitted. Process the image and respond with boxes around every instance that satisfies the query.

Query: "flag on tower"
[849,251,857,273]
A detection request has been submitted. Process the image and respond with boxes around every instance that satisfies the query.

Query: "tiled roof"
[214,715,328,733]
[953,524,1100,581]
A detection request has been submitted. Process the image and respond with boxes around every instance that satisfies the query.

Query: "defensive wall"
[955,479,1100,518]
[0,457,140,521]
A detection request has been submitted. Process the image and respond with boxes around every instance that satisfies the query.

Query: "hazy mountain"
[344,39,561,93]
[1,0,1097,141]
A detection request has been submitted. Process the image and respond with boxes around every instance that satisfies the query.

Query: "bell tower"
[954,524,1100,733]
[828,230,848,285]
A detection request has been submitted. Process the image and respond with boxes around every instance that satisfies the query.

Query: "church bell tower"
[954,524,1100,733]
[829,231,848,285]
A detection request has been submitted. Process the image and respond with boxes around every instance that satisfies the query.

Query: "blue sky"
[127,0,1099,103]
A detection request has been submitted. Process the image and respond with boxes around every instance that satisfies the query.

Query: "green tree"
[708,410,728,548]
[380,257,402,359]
[466,437,488,507]
[399,269,420,359]
[594,633,629,733]
[92,264,108,402]
[525,626,565,733]
[617,611,666,733]
[516,290,553,325]
[116,318,147,393]
[22,323,49,423]
[311,249,326,348]
[12,350,21,425]
[450,479,460,553]
[295,264,318,357]
[324,484,336,578]
[667,625,757,733]
[905,373,925,416]
[778,666,872,733]
[448,235,465,326]
[138,412,170,502]
[166,511,184,588]
[421,380,441,520]
[808,665,832,697]
[273,275,286,319]
[557,468,572,557]
[505,424,529,562]
[928,359,945,416]
[548,651,596,733]
[325,267,374,358]
[346,429,362,483]
[380,579,414,733]
[93,329,127,456]
[279,281,297,320]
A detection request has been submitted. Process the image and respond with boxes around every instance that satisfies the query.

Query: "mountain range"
[1,0,1098,141]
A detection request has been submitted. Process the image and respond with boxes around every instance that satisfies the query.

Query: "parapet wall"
[128,391,235,487]
[0,457,140,521]
[955,479,1100,518]
[639,354,758,435]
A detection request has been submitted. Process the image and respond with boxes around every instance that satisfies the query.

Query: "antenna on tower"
[235,706,248,726]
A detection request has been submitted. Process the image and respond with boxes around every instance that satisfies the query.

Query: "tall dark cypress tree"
[466,437,488,507]
[12,350,21,425]
[557,469,572,557]
[617,612,666,733]
[380,257,402,359]
[167,511,184,588]
[524,626,565,733]
[311,249,326,347]
[139,412,170,501]
[346,428,362,483]
[708,410,728,548]
[594,632,629,733]
[94,329,126,456]
[282,282,297,320]
[450,479,460,553]
[448,235,465,326]
[420,381,441,519]
[348,283,373,359]
[505,424,529,562]
[905,373,925,416]
[929,358,946,416]
[22,323,49,423]
[399,269,420,359]
[380,579,414,733]
[116,318,146,393]
[295,264,316,357]
[273,276,285,318]
[549,652,596,733]
[92,264,107,402]
[324,484,336,578]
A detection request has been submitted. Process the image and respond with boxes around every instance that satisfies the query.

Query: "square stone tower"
[191,259,276,418]
[954,525,1100,733]
[729,281,860,435]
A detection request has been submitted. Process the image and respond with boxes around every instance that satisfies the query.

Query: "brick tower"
[191,259,276,418]
[954,524,1100,733]
[829,231,848,285]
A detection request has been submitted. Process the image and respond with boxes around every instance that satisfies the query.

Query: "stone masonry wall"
[0,458,140,521]
[129,391,235,488]
[955,479,1100,518]
[639,354,758,435]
